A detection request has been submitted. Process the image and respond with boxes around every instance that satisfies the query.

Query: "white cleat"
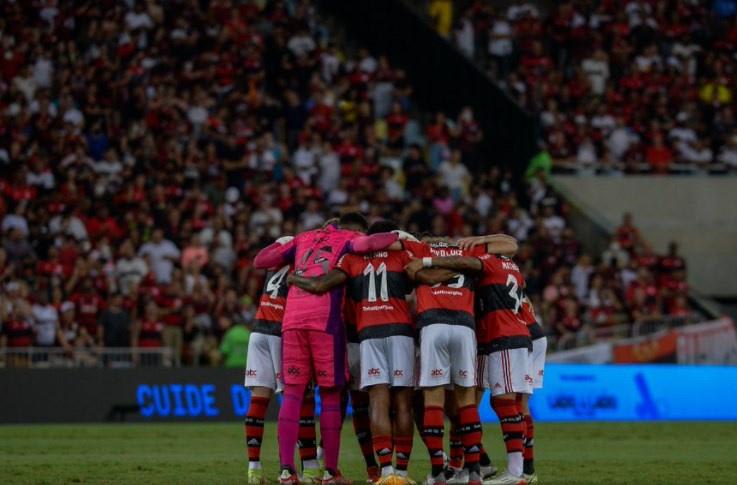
[446,467,469,484]
[424,473,447,485]
[522,474,537,485]
[482,471,526,485]
[480,465,497,481]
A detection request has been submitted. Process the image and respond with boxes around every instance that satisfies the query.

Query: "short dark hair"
[367,219,399,235]
[338,212,368,232]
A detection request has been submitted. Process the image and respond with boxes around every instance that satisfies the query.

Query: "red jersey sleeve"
[401,240,429,257]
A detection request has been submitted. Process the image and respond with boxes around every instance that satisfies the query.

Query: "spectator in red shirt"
[615,212,641,253]
[645,132,674,173]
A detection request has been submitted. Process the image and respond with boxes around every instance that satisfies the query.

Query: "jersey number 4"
[363,262,389,302]
[266,266,290,299]
[506,274,523,314]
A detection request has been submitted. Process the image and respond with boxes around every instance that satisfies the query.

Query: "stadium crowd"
[451,0,737,174]
[0,0,692,366]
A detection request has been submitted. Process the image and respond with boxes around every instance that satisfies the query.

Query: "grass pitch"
[1,422,736,484]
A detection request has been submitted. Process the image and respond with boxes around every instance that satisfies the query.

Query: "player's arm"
[457,234,518,255]
[412,268,458,285]
[287,268,348,294]
[347,232,399,254]
[405,256,482,280]
[253,236,296,269]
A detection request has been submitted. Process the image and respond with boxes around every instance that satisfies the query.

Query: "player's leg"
[422,386,447,481]
[521,336,546,484]
[518,393,536,483]
[351,390,379,480]
[362,337,394,480]
[299,388,321,482]
[311,330,349,483]
[392,387,414,480]
[445,391,464,476]
[245,386,271,483]
[368,384,393,478]
[244,333,280,483]
[348,340,379,481]
[449,326,483,485]
[475,387,497,480]
[386,335,415,481]
[278,330,311,483]
[484,348,532,485]
[419,324,452,482]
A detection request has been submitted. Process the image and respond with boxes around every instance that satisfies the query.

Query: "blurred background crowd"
[0,0,695,366]
[449,0,737,174]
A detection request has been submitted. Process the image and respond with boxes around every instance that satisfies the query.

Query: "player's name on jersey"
[430,248,464,256]
[501,260,520,272]
[361,251,389,259]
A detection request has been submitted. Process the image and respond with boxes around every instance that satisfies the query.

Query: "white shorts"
[419,324,477,388]
[359,335,415,389]
[529,336,547,390]
[348,342,361,391]
[244,333,283,393]
[479,347,533,396]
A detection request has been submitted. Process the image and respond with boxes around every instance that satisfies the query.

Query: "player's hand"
[457,236,483,250]
[404,258,424,278]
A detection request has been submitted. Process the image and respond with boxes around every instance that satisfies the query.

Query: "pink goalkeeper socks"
[319,388,344,471]
[278,384,306,469]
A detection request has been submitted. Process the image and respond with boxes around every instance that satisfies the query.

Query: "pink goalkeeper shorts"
[281,329,348,388]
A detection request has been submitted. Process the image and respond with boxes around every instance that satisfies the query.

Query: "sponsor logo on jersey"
[287,366,301,376]
[317,370,328,377]
[431,369,444,377]
[246,369,257,377]
[368,368,381,376]
[393,369,404,377]
[458,369,468,377]
[525,374,534,384]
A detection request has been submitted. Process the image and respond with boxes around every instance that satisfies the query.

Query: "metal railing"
[0,347,175,368]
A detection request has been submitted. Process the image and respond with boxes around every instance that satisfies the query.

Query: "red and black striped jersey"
[403,240,476,330]
[520,296,545,341]
[336,250,414,341]
[253,265,290,336]
[475,252,532,353]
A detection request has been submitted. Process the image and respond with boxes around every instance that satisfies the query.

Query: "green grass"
[1,422,736,484]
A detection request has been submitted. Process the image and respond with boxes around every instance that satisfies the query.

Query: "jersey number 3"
[506,274,523,314]
[363,262,389,302]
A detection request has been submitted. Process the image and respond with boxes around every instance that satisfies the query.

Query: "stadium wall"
[3,365,737,424]
[552,176,737,297]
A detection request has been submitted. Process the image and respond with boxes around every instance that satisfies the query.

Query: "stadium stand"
[0,0,698,367]
[450,0,737,174]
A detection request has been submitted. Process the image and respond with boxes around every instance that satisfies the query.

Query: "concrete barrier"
[553,176,737,297]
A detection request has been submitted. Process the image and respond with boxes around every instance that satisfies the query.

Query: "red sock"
[449,421,464,469]
[421,406,445,476]
[458,404,482,474]
[523,414,535,474]
[491,398,525,455]
[351,391,378,470]
[394,435,413,472]
[373,435,393,471]
[298,396,317,462]
[245,396,269,463]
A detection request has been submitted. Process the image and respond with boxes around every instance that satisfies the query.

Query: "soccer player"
[517,295,546,485]
[428,241,531,485]
[243,235,321,484]
[253,213,398,485]
[402,238,485,485]
[288,220,417,484]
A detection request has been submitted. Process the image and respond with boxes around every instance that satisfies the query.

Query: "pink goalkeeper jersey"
[277,225,362,333]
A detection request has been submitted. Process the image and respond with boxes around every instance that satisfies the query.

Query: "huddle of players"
[243,213,547,485]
